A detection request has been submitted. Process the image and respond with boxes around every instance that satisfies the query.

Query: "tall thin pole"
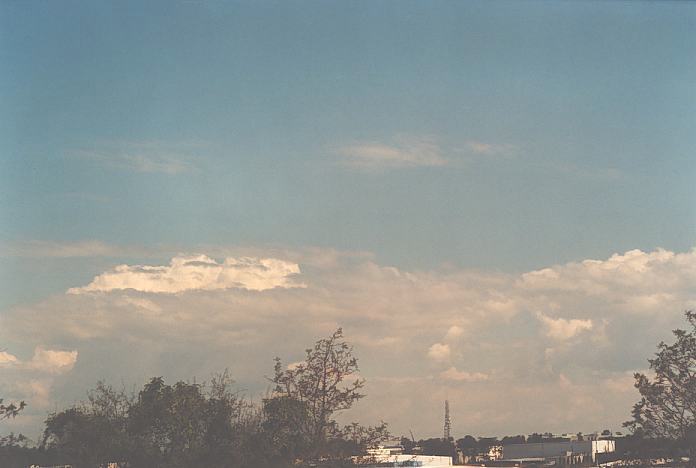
[444,400,451,440]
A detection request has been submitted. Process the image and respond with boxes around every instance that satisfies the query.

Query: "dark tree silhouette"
[271,328,366,451]
[624,311,696,455]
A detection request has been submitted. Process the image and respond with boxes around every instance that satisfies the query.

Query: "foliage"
[0,399,25,421]
[624,311,696,454]
[261,395,313,463]
[455,435,478,454]
[500,435,525,445]
[9,329,382,467]
[418,437,458,459]
[42,382,134,468]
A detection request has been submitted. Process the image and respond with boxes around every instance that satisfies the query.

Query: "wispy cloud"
[74,141,200,174]
[465,140,515,156]
[335,136,446,170]
[335,136,518,171]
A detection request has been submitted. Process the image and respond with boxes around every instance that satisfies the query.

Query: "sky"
[1,0,695,441]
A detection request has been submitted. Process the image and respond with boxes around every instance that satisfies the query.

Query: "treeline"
[0,329,389,468]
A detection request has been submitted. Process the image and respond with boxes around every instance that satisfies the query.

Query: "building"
[502,440,615,464]
[354,443,453,467]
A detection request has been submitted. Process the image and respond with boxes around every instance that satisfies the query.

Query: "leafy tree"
[418,437,457,459]
[501,435,525,445]
[271,328,366,454]
[624,311,696,456]
[18,331,385,467]
[42,382,133,468]
[127,377,208,466]
[456,435,478,455]
[127,374,257,468]
[261,395,313,463]
[41,374,260,468]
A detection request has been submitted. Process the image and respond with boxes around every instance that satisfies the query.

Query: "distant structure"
[502,439,615,465]
[443,400,451,440]
[355,443,453,467]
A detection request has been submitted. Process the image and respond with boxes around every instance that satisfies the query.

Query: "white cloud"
[536,312,593,341]
[440,366,489,382]
[68,255,306,294]
[336,136,446,169]
[0,346,78,422]
[28,347,78,374]
[427,343,451,362]
[519,248,696,297]
[3,246,696,437]
[0,347,78,374]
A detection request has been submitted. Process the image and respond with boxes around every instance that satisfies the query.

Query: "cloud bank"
[2,247,695,439]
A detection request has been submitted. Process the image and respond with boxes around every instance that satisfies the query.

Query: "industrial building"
[502,439,616,465]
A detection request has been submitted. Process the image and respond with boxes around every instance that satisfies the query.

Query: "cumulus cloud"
[427,343,451,362]
[28,347,78,374]
[536,312,593,341]
[445,325,465,340]
[2,247,696,437]
[68,255,306,294]
[336,136,446,170]
[0,347,78,374]
[519,248,696,298]
[440,366,489,382]
[0,346,78,422]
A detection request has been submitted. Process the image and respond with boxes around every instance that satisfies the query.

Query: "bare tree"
[271,328,366,449]
[0,399,25,420]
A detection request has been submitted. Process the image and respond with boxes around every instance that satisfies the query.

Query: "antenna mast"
[443,400,451,440]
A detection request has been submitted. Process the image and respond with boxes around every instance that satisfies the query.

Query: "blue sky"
[1,0,695,439]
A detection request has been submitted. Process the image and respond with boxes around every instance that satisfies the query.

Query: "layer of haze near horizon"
[1,0,695,441]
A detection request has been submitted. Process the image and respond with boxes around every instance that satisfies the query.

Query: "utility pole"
[443,400,451,440]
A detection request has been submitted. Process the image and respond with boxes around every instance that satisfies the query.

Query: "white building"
[353,454,454,467]
[354,443,453,467]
